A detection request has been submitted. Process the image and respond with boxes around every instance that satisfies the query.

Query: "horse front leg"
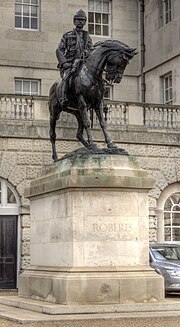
[75,112,89,147]
[95,101,118,149]
[78,95,96,148]
[49,112,58,161]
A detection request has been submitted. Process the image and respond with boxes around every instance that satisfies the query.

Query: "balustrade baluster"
[172,109,176,128]
[177,109,180,128]
[154,107,159,127]
[159,108,163,127]
[0,98,5,118]
[5,98,12,118]
[167,108,172,128]
[163,107,167,127]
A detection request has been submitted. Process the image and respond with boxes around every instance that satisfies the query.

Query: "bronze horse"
[49,40,136,161]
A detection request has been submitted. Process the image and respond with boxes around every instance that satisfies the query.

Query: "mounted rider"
[56,9,93,110]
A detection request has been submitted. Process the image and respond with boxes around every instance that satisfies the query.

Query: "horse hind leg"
[49,100,61,161]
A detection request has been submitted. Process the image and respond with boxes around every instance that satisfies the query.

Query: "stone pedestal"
[18,154,164,304]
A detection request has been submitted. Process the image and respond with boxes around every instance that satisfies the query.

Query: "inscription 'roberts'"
[93,223,133,233]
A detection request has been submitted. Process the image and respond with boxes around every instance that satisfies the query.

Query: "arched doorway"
[0,178,20,289]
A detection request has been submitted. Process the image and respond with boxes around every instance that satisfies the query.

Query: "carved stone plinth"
[18,154,164,304]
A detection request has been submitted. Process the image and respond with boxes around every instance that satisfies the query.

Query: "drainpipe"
[139,0,145,102]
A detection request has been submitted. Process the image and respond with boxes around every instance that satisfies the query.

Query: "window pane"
[103,1,109,13]
[31,81,38,93]
[88,12,94,23]
[23,17,29,28]
[15,16,21,28]
[169,88,172,100]
[23,0,30,3]
[95,24,101,35]
[31,6,38,17]
[15,4,22,15]
[95,13,101,23]
[88,24,94,34]
[102,13,108,24]
[31,0,38,4]
[172,228,180,241]
[31,18,37,28]
[103,25,109,36]
[96,1,102,12]
[88,0,94,11]
[23,81,30,93]
[169,76,172,87]
[165,77,168,89]
[23,5,30,16]
[15,80,22,93]
[165,89,168,100]
[7,187,16,204]
[104,87,110,99]
[15,0,22,3]
[165,227,171,241]
[164,212,170,226]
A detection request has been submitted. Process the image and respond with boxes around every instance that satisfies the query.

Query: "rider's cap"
[73,9,87,21]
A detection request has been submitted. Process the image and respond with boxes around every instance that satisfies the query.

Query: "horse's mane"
[93,40,137,56]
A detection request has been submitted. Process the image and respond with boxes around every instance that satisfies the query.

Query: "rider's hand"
[63,62,71,70]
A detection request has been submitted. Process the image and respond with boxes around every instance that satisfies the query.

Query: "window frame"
[88,0,111,37]
[104,85,113,100]
[14,78,40,95]
[164,194,180,241]
[162,73,173,105]
[15,0,40,31]
[163,0,172,25]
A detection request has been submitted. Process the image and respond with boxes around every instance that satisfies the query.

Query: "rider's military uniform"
[56,29,92,76]
[55,9,93,109]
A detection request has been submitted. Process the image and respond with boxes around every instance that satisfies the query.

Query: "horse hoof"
[88,143,98,150]
[107,143,118,149]
[52,155,58,162]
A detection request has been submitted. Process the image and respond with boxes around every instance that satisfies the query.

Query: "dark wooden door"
[0,216,17,289]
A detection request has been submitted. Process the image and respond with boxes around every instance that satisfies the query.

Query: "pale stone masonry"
[0,0,180,283]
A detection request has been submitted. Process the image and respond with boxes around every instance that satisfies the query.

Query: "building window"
[163,0,172,24]
[0,179,18,208]
[15,79,40,95]
[88,0,111,36]
[163,73,172,104]
[15,0,39,30]
[164,193,180,241]
[104,85,112,100]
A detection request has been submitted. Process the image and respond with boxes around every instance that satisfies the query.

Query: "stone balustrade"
[0,94,180,129]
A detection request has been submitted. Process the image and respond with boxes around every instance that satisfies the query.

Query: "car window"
[151,247,180,260]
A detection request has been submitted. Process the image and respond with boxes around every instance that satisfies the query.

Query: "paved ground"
[1,316,180,327]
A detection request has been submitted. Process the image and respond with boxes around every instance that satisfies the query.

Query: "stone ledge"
[25,154,155,198]
[2,296,180,315]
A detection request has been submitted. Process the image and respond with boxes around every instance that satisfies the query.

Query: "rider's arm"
[56,34,67,67]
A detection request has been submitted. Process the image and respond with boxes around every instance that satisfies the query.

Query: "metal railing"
[0,94,180,129]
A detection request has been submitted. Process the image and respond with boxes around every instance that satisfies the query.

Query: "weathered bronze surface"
[49,9,137,161]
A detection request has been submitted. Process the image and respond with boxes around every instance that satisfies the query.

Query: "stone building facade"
[0,0,180,289]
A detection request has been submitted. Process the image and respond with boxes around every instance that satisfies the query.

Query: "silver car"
[149,243,180,293]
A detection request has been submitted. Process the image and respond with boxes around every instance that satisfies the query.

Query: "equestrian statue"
[49,9,137,161]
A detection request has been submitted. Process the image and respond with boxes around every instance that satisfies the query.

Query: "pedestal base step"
[0,296,180,316]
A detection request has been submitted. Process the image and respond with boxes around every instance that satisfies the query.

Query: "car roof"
[150,242,180,248]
